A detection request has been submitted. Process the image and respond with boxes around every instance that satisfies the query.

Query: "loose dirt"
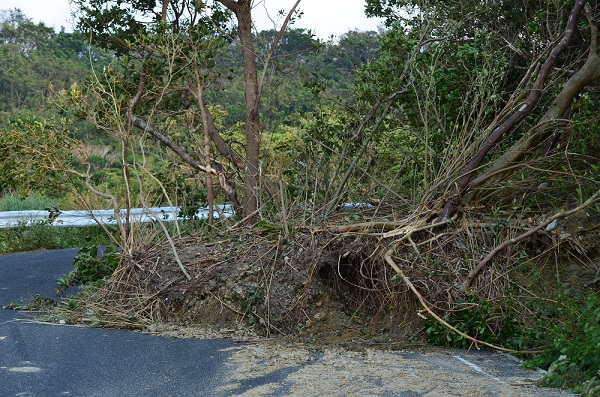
[80,208,598,396]
[215,343,575,396]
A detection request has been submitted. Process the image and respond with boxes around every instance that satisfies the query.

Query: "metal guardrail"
[0,205,233,228]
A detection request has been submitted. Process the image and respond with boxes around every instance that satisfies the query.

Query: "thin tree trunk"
[218,0,301,219]
[198,86,214,225]
[220,0,260,218]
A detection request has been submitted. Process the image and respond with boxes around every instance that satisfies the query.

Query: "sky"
[0,0,383,39]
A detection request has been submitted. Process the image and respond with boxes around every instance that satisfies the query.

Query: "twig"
[461,189,600,291]
[229,209,259,230]
[278,157,289,235]
[134,164,192,281]
[332,221,401,233]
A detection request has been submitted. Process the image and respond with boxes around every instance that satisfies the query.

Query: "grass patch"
[0,192,60,211]
[0,221,113,254]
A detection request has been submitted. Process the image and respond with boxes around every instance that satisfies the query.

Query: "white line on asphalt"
[454,355,507,384]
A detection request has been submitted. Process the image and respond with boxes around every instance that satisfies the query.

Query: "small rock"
[313,312,327,322]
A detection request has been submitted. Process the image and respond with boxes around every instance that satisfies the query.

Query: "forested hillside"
[0,9,111,118]
[0,7,378,206]
[0,2,599,395]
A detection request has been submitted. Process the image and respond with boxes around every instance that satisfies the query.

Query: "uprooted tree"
[357,1,599,259]
[22,0,597,358]
[61,0,600,321]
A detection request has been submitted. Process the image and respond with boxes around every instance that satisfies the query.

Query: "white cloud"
[0,0,76,31]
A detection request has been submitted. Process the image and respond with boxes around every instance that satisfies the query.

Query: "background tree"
[0,9,109,118]
[71,0,303,218]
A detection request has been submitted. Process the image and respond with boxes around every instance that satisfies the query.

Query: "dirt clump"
[94,226,420,346]
[83,205,599,349]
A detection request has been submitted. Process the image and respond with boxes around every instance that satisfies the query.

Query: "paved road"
[0,249,575,397]
[0,249,234,397]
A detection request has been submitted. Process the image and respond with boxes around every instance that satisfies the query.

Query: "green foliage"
[4,294,57,311]
[58,245,120,289]
[0,192,59,211]
[0,222,112,254]
[241,285,265,325]
[425,294,517,349]
[527,293,600,395]
[158,176,208,222]
[0,117,79,195]
[72,0,233,55]
[426,292,600,395]
[0,8,110,115]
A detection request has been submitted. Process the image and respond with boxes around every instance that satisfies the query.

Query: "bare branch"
[130,115,242,211]
[461,189,600,291]
[257,0,302,102]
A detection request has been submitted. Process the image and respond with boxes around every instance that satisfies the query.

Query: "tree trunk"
[436,0,592,222]
[466,49,600,195]
[220,0,260,219]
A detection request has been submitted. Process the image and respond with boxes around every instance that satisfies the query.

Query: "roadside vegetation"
[0,1,599,394]
[0,221,111,254]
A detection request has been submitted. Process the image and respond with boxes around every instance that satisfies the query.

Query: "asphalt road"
[0,249,234,397]
[0,249,576,397]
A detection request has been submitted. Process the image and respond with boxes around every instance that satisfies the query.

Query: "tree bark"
[202,105,246,169]
[197,85,214,225]
[219,0,260,219]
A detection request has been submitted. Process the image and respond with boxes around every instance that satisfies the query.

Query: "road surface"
[0,249,575,396]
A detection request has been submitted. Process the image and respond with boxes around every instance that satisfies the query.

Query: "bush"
[532,293,600,395]
[58,245,120,289]
[425,292,600,395]
[424,294,517,349]
[0,192,59,211]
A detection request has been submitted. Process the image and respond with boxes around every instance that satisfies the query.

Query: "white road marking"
[454,355,506,384]
[7,366,43,373]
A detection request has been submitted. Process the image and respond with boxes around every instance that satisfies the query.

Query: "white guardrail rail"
[0,205,233,228]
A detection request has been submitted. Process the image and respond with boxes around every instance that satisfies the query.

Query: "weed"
[0,222,112,254]
[241,285,265,325]
[0,192,59,211]
[58,245,120,289]
[425,294,516,349]
[426,292,600,395]
[530,293,600,395]
[4,295,57,311]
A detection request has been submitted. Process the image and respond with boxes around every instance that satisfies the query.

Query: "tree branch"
[384,248,541,354]
[437,0,589,221]
[461,189,600,291]
[130,115,241,211]
[467,11,600,192]
[257,0,302,104]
